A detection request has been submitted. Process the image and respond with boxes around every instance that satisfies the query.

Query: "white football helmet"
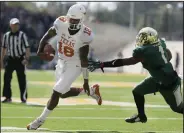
[67,4,86,30]
[136,27,159,46]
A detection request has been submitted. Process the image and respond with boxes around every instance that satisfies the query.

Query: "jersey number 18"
[58,41,74,57]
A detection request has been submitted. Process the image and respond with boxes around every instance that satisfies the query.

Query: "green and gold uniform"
[88,27,184,122]
[132,40,182,113]
[88,39,183,115]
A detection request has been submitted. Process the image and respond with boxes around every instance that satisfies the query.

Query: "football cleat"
[27,117,44,130]
[2,98,12,103]
[125,114,147,123]
[90,84,102,105]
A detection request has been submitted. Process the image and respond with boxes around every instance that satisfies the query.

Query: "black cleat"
[125,114,147,123]
[2,98,12,103]
[21,100,27,103]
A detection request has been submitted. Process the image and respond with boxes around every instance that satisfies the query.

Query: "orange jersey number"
[59,16,67,22]
[84,27,91,36]
[58,41,74,57]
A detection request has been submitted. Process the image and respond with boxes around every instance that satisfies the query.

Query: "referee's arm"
[1,34,7,68]
[22,33,30,61]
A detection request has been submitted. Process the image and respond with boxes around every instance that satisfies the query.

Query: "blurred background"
[0,2,183,74]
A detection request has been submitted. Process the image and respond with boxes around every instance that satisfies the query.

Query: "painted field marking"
[1,107,170,111]
[28,81,138,88]
[1,130,183,133]
[1,97,169,108]
[2,116,182,120]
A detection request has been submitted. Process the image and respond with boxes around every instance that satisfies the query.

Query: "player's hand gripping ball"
[40,44,55,61]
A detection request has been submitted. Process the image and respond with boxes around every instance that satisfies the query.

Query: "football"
[41,44,55,61]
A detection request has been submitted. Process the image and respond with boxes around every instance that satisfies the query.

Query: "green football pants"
[133,76,183,114]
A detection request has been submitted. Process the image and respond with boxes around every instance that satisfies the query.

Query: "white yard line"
[28,81,138,88]
[2,116,182,120]
[1,128,182,133]
[1,97,170,108]
[2,107,170,111]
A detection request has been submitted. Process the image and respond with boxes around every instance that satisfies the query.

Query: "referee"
[1,18,30,103]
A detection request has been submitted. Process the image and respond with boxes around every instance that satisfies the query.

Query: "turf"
[1,70,183,133]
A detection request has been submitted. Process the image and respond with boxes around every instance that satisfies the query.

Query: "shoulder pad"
[81,26,94,44]
[83,26,92,36]
[54,16,67,25]
[53,16,67,33]
[133,47,143,58]
[57,16,67,22]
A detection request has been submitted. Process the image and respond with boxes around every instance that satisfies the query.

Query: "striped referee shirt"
[2,31,29,58]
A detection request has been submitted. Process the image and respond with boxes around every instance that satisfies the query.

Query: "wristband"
[82,67,89,79]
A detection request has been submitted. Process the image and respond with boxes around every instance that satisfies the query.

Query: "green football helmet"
[136,27,159,47]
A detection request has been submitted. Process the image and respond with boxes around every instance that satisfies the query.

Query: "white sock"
[80,87,94,96]
[79,88,85,95]
[89,86,95,96]
[38,107,52,121]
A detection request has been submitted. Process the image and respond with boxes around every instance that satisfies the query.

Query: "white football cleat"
[90,84,102,105]
[27,117,44,130]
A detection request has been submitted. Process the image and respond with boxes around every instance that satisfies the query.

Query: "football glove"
[88,60,104,72]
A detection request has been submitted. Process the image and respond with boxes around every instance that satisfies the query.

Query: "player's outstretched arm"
[37,27,57,55]
[88,57,142,72]
[103,57,141,67]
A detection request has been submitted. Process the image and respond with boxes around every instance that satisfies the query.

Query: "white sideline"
[2,116,182,120]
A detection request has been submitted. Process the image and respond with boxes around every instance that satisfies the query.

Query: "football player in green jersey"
[88,27,183,123]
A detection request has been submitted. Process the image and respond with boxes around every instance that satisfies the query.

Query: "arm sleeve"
[1,34,7,48]
[22,33,30,48]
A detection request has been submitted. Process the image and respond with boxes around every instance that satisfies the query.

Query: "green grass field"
[1,70,183,133]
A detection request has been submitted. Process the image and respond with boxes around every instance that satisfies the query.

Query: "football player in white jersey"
[27,4,102,130]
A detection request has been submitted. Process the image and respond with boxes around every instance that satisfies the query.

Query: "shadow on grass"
[143,132,156,133]
[39,129,157,133]
[2,102,45,107]
[40,129,124,133]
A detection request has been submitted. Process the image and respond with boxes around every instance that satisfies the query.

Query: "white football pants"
[53,59,82,94]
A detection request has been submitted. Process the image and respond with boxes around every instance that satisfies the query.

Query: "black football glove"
[88,59,104,72]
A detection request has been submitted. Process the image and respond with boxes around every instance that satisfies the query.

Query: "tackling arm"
[88,57,142,72]
[102,57,142,68]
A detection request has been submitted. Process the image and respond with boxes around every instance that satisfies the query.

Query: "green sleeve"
[133,47,143,59]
